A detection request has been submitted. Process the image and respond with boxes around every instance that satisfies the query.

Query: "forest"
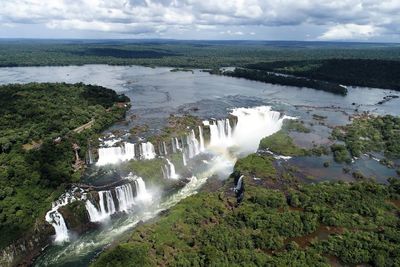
[331,115,400,159]
[93,166,400,266]
[1,40,400,69]
[246,59,400,90]
[223,68,348,95]
[0,83,129,249]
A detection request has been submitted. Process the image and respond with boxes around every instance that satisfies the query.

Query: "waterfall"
[134,177,152,202]
[175,137,181,151]
[97,142,135,166]
[88,149,94,164]
[182,149,187,166]
[115,183,135,212]
[140,142,156,160]
[225,119,233,140]
[208,118,233,147]
[231,106,292,154]
[234,175,245,204]
[44,188,84,243]
[100,191,116,217]
[85,177,152,222]
[198,126,205,152]
[171,137,182,153]
[85,200,105,222]
[187,130,200,158]
[86,190,116,222]
[163,141,168,155]
[234,175,244,192]
[125,143,135,160]
[171,138,177,153]
[163,159,178,179]
[162,165,168,179]
[45,209,69,243]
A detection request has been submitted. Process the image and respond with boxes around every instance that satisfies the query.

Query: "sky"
[0,0,399,42]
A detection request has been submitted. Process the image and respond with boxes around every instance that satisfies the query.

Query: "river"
[1,65,399,266]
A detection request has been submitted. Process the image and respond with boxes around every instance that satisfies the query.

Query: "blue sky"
[1,0,399,42]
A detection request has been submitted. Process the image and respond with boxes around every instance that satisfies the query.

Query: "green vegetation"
[122,158,166,186]
[92,174,400,267]
[248,59,400,91]
[92,243,154,267]
[258,120,328,158]
[330,144,352,164]
[0,83,129,248]
[259,131,307,156]
[170,68,194,73]
[224,68,348,95]
[259,119,310,157]
[1,40,400,69]
[234,154,276,178]
[331,115,400,158]
[282,120,311,133]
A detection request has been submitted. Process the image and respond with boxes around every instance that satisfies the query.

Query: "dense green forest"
[332,115,400,159]
[1,40,400,68]
[223,68,348,95]
[247,59,400,90]
[93,163,400,266]
[0,83,129,248]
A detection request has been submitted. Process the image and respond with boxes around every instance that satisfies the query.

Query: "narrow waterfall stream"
[163,159,179,179]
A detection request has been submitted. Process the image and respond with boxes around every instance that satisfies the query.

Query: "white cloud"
[319,24,381,40]
[0,0,399,40]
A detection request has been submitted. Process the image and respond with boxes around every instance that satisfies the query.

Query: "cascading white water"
[97,142,135,166]
[46,210,69,243]
[171,138,177,153]
[86,190,117,222]
[85,176,152,222]
[115,183,135,212]
[175,137,181,151]
[198,126,205,152]
[134,177,152,203]
[85,200,104,222]
[225,119,233,140]
[163,142,168,155]
[208,119,233,147]
[230,106,292,154]
[187,130,200,158]
[182,149,187,166]
[163,159,179,179]
[100,191,116,217]
[234,175,244,192]
[88,148,94,164]
[45,188,85,243]
[140,142,156,160]
[45,209,70,244]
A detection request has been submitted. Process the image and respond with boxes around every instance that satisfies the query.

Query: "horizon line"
[0,37,399,45]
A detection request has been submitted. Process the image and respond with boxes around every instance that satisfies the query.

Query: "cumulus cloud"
[0,0,399,40]
[319,24,381,40]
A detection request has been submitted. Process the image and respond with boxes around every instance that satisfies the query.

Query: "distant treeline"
[224,68,348,95]
[1,40,400,69]
[247,59,400,91]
